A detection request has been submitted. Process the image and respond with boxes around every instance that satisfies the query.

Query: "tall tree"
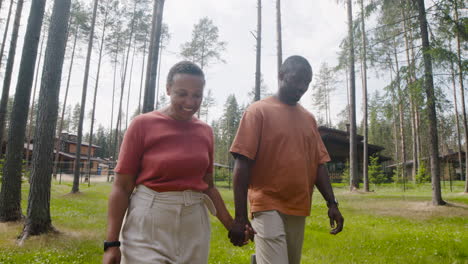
[359,0,369,192]
[86,0,111,181]
[26,28,46,167]
[53,0,89,178]
[142,0,165,113]
[254,0,262,101]
[415,0,445,205]
[180,17,226,116]
[0,0,24,151]
[347,0,358,190]
[72,0,100,194]
[113,0,138,160]
[312,62,336,127]
[0,0,14,71]
[200,89,216,122]
[0,0,46,222]
[18,0,72,241]
[154,23,171,109]
[276,0,282,75]
[180,17,226,70]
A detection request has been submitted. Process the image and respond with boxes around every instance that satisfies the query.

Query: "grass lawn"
[0,180,467,263]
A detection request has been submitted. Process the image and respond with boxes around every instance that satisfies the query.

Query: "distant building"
[24,132,103,174]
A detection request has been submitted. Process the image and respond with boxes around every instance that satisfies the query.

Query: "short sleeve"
[114,117,145,175]
[206,127,214,174]
[317,134,331,164]
[230,109,261,160]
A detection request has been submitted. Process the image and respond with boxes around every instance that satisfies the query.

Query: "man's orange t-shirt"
[114,111,213,192]
[230,96,330,216]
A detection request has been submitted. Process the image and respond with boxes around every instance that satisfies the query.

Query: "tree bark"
[0,0,45,223]
[276,0,282,76]
[347,0,358,191]
[254,0,262,102]
[114,2,137,159]
[0,0,14,71]
[0,0,24,153]
[452,1,468,193]
[416,0,445,205]
[26,30,45,167]
[52,23,78,179]
[401,0,418,181]
[86,7,109,183]
[19,0,72,240]
[449,44,463,185]
[142,0,165,113]
[72,0,99,194]
[138,36,147,114]
[126,44,136,129]
[360,0,369,192]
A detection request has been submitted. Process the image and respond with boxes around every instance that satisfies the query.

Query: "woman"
[103,61,249,264]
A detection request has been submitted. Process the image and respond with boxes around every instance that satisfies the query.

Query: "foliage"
[340,160,350,185]
[180,17,226,69]
[368,154,386,184]
[416,160,430,183]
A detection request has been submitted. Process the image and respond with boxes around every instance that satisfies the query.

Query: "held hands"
[228,217,256,246]
[328,205,344,235]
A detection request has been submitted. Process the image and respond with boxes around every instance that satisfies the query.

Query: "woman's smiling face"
[167,73,205,121]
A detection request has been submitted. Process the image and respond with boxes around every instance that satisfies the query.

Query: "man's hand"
[328,205,344,235]
[228,217,255,246]
[103,247,121,264]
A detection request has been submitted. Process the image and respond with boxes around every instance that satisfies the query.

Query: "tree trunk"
[52,24,78,179]
[453,1,468,193]
[126,44,136,129]
[138,36,147,114]
[393,43,407,191]
[114,3,137,158]
[401,0,418,181]
[0,0,24,153]
[360,0,369,192]
[416,0,445,205]
[347,0,358,191]
[0,0,14,71]
[26,30,45,167]
[155,43,163,109]
[254,0,262,102]
[109,47,118,163]
[0,0,44,223]
[142,0,165,113]
[86,8,109,183]
[72,0,99,194]
[18,0,72,241]
[449,44,463,185]
[276,0,282,76]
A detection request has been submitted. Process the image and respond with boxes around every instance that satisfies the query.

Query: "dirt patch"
[348,199,468,220]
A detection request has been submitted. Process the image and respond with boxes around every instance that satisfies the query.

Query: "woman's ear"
[166,84,171,95]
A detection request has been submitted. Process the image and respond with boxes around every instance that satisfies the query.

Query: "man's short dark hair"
[167,61,205,85]
[279,55,313,79]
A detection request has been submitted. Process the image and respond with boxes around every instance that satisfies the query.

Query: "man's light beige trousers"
[120,185,216,264]
[252,210,306,264]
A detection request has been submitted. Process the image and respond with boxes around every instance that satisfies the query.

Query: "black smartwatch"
[104,240,121,251]
[326,198,339,208]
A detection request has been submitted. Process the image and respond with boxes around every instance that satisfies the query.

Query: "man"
[228,56,344,264]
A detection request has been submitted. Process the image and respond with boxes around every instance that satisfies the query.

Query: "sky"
[1,0,394,133]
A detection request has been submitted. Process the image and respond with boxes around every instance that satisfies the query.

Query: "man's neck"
[274,93,297,106]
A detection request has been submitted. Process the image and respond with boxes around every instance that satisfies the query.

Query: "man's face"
[278,68,312,104]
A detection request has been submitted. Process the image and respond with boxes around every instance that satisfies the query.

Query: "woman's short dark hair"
[166,61,205,86]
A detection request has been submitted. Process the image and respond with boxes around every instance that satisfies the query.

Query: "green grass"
[0,181,467,263]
